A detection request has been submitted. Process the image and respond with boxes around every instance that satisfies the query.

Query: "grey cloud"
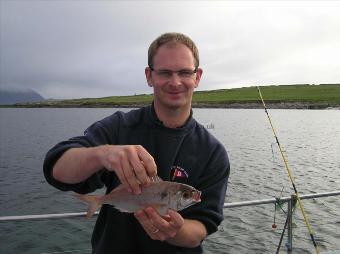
[1,1,339,99]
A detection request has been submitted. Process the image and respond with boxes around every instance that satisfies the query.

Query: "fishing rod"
[256,86,320,254]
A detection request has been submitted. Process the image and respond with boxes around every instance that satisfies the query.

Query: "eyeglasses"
[150,67,198,80]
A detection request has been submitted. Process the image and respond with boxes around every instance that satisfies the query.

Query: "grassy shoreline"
[2,84,340,109]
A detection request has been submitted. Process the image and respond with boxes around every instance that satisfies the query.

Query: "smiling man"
[44,32,230,254]
[146,38,202,124]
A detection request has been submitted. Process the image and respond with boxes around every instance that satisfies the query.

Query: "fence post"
[286,194,297,253]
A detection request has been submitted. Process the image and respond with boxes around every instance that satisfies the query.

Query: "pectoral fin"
[74,193,102,218]
[141,203,167,216]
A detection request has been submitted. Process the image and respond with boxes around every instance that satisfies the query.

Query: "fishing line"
[257,86,320,254]
[271,142,277,166]
[277,196,298,253]
[272,187,286,229]
[276,212,289,254]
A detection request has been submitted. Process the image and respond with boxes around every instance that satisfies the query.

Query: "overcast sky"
[1,1,339,99]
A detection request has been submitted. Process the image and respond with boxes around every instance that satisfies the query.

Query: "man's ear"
[194,68,203,88]
[145,67,153,87]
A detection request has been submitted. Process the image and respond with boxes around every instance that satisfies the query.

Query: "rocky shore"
[3,101,339,109]
[192,102,340,109]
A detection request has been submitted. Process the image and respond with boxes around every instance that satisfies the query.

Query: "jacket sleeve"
[181,144,230,235]
[43,113,120,194]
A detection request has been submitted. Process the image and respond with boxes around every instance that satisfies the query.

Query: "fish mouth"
[193,191,201,202]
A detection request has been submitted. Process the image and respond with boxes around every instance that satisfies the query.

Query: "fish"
[75,176,201,218]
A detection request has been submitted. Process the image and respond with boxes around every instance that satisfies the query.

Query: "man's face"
[145,42,202,110]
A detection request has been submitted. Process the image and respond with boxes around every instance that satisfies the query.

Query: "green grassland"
[13,84,340,108]
[193,84,340,104]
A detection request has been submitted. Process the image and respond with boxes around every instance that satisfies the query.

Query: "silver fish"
[76,177,201,218]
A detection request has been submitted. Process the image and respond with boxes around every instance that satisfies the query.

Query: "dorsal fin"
[107,176,163,198]
[107,184,128,198]
[150,175,163,182]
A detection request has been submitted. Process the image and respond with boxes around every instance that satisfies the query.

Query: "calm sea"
[0,108,339,254]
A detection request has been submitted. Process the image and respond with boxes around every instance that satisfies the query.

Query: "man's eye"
[178,71,194,77]
[158,71,172,77]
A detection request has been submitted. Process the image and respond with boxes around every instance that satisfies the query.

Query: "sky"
[1,1,340,99]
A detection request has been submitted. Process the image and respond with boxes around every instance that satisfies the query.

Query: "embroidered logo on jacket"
[170,166,189,182]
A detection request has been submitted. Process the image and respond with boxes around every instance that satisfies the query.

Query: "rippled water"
[0,108,339,254]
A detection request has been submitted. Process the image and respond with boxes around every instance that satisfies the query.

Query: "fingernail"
[146,207,154,213]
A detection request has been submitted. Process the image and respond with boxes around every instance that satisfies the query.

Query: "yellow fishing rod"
[257,86,320,254]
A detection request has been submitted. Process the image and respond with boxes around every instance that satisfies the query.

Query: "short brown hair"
[148,32,199,69]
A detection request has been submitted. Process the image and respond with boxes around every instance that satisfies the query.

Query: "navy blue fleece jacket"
[44,104,230,254]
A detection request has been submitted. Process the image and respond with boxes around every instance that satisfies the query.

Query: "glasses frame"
[149,66,198,80]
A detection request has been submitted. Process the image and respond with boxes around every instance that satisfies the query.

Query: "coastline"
[2,84,340,109]
[2,101,339,109]
[192,102,340,109]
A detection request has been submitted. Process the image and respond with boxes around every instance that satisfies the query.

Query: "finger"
[112,164,131,192]
[144,208,177,238]
[144,207,165,225]
[134,210,164,240]
[120,152,141,194]
[153,229,167,241]
[136,146,157,177]
[128,148,150,186]
[167,209,184,229]
[134,210,150,228]
[162,214,171,222]
[106,152,131,191]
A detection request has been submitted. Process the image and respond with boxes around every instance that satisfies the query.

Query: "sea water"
[0,108,339,254]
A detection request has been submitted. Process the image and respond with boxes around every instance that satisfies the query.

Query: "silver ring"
[152,228,159,234]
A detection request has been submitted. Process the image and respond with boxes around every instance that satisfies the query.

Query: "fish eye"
[182,191,191,199]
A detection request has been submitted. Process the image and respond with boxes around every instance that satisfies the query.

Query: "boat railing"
[223,190,340,254]
[1,190,339,254]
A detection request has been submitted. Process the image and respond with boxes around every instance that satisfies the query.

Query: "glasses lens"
[152,68,197,80]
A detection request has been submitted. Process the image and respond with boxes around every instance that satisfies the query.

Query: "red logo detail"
[176,170,183,177]
[171,166,188,181]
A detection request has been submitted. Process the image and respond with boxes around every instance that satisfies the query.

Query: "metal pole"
[0,212,99,221]
[224,190,340,209]
[286,195,294,253]
[0,191,339,222]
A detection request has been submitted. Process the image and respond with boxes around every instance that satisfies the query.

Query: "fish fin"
[108,177,163,197]
[74,193,101,219]
[106,184,128,197]
[156,204,168,216]
[143,203,167,216]
[150,175,163,182]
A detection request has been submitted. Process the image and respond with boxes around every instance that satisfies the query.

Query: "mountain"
[0,88,44,105]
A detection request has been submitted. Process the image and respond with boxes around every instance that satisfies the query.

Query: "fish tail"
[74,193,102,218]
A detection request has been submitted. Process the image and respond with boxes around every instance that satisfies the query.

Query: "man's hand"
[134,207,207,247]
[101,145,157,194]
[134,208,184,241]
[53,145,157,194]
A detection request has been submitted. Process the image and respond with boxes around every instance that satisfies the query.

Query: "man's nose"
[169,72,182,85]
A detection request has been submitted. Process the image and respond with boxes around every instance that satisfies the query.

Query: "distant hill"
[0,88,44,105]
[3,84,340,109]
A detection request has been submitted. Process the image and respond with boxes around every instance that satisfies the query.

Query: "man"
[44,32,230,254]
